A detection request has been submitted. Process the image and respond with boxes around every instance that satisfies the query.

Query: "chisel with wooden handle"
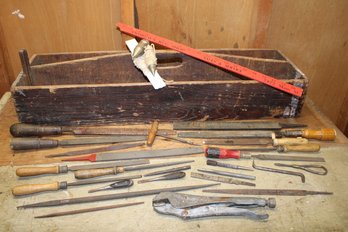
[12,175,142,196]
[281,128,336,141]
[74,160,194,179]
[15,159,149,177]
[10,123,175,137]
[10,137,146,150]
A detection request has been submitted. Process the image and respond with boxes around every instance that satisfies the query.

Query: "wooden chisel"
[16,159,149,177]
[12,175,142,196]
[63,147,204,162]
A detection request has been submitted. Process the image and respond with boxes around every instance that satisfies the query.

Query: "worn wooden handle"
[10,138,59,150]
[10,123,62,137]
[303,129,336,141]
[279,143,320,152]
[74,167,125,179]
[16,166,60,177]
[147,120,159,146]
[273,137,308,146]
[12,182,61,196]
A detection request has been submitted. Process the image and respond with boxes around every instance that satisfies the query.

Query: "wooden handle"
[12,182,62,196]
[10,123,62,137]
[16,165,68,177]
[10,138,58,150]
[74,167,125,179]
[303,128,336,141]
[278,143,320,152]
[147,120,159,146]
[273,137,308,146]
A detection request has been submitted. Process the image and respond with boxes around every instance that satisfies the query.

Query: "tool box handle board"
[117,23,303,97]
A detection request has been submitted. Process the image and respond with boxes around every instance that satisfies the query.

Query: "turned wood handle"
[147,120,159,146]
[12,182,63,196]
[10,123,62,137]
[10,138,59,150]
[302,129,336,141]
[16,165,68,177]
[278,143,320,152]
[74,167,125,179]
[273,137,308,146]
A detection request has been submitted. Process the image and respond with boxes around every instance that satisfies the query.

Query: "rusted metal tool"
[88,180,133,193]
[74,160,194,179]
[202,189,333,196]
[35,201,144,218]
[17,183,220,209]
[191,172,255,186]
[173,121,306,130]
[274,163,328,175]
[252,160,305,183]
[144,165,191,176]
[206,160,253,171]
[197,168,256,180]
[203,138,309,146]
[12,175,141,196]
[63,147,203,162]
[10,137,146,150]
[153,192,275,220]
[15,159,148,177]
[45,142,144,158]
[138,172,185,184]
[10,123,175,137]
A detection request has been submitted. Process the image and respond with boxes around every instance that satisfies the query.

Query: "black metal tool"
[153,192,276,220]
[138,172,185,184]
[35,202,144,218]
[252,160,305,183]
[202,189,333,196]
[17,183,220,209]
[207,160,253,171]
[144,165,191,177]
[197,168,256,180]
[88,180,133,193]
[274,163,328,175]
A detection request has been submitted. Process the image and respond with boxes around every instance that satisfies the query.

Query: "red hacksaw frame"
[117,22,303,97]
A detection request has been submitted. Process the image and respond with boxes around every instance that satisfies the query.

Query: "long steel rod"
[202,189,333,196]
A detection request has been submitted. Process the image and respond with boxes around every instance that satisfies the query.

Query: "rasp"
[202,189,333,196]
[11,136,146,150]
[15,159,149,177]
[12,175,142,196]
[173,121,306,130]
[63,147,204,162]
[17,183,220,209]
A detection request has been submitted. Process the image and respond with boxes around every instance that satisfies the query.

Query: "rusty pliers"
[274,163,328,175]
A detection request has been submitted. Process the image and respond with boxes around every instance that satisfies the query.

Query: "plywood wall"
[265,0,348,129]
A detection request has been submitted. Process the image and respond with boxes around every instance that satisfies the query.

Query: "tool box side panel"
[11,80,305,125]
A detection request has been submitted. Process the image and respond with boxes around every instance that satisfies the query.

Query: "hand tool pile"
[9,120,335,221]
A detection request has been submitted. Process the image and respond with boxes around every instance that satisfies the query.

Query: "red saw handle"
[117,22,303,97]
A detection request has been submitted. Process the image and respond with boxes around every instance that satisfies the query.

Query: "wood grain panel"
[265,0,348,129]
[0,0,122,84]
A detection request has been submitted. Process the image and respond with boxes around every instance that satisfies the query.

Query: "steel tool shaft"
[206,160,253,171]
[144,165,191,176]
[17,183,220,209]
[202,189,333,196]
[138,172,185,184]
[35,202,144,218]
[88,180,133,193]
[191,172,255,186]
[197,168,256,180]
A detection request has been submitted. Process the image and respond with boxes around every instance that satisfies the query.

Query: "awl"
[12,175,142,196]
[11,137,146,150]
[173,121,306,130]
[15,159,149,177]
[63,147,204,162]
[74,160,194,179]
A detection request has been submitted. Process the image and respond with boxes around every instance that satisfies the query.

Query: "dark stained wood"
[11,49,307,125]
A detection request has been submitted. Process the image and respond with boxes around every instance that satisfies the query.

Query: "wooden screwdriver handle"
[10,123,62,137]
[147,120,159,146]
[278,143,320,152]
[74,167,125,179]
[273,137,308,146]
[12,182,66,196]
[302,129,336,141]
[10,138,59,150]
[16,165,68,177]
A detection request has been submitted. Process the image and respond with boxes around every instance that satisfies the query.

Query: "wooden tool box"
[11,49,308,125]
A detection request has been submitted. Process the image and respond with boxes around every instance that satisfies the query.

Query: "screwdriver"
[88,180,133,193]
[138,172,186,184]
